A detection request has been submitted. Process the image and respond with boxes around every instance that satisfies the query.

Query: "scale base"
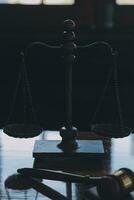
[33,140,105,170]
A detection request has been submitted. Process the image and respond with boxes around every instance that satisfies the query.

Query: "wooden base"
[33,140,105,170]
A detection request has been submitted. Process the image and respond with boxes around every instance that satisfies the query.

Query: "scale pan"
[3,123,43,138]
[91,123,130,138]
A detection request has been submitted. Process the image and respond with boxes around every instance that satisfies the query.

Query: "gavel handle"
[26,176,69,200]
[18,168,98,184]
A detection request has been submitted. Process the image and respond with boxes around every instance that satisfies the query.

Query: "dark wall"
[1,0,134,131]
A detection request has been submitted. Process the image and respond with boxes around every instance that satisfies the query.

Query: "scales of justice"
[3,19,130,169]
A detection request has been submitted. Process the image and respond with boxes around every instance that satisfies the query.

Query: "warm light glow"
[8,0,40,4]
[116,0,134,5]
[0,0,74,4]
[44,0,74,5]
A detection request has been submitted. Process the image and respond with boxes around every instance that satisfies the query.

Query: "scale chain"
[91,67,113,125]
[113,54,124,133]
[5,52,38,125]
[5,59,23,125]
[21,53,38,124]
[91,51,125,134]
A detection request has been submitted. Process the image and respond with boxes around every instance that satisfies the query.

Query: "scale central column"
[58,19,78,151]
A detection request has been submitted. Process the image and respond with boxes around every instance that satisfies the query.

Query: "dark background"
[1,0,134,131]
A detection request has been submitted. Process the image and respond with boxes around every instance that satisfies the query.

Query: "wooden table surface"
[1,129,134,200]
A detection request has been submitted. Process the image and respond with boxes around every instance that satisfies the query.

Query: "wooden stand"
[33,20,105,169]
[33,139,104,169]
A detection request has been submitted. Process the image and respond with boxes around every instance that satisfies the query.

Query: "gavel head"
[97,168,134,200]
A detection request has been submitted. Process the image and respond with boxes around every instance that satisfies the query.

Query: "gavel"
[17,167,134,200]
[5,167,134,200]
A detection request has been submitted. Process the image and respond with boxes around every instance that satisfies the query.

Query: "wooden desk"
[1,129,134,199]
